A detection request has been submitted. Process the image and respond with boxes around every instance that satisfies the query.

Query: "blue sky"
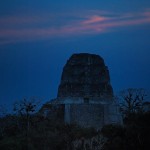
[0,1,150,110]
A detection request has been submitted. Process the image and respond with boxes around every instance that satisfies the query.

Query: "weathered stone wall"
[65,104,104,129]
[64,102,122,129]
[103,103,122,125]
[58,53,113,98]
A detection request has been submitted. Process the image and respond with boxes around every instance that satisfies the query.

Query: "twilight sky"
[0,0,150,109]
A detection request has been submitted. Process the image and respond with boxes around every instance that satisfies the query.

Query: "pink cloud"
[82,15,108,24]
[143,11,150,18]
[0,9,150,45]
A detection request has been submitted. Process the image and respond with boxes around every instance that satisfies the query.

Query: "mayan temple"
[43,53,122,129]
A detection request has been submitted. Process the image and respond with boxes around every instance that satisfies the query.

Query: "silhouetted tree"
[13,98,40,132]
[13,98,40,150]
[119,88,147,117]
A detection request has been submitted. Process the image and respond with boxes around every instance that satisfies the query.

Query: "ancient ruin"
[44,53,122,129]
[58,53,113,98]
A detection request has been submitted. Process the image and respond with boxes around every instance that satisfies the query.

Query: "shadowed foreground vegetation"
[0,89,150,150]
[0,110,150,150]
